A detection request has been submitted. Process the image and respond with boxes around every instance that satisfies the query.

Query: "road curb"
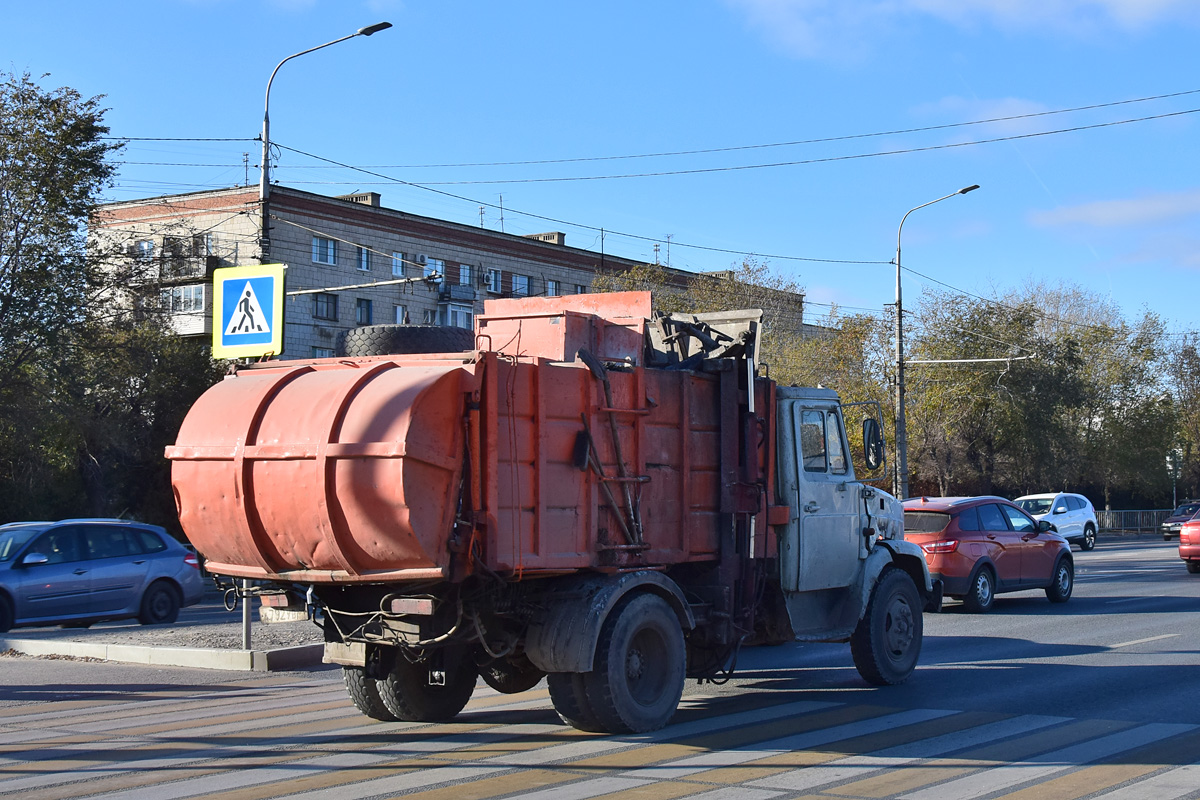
[0,637,323,672]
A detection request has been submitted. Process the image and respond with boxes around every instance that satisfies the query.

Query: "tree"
[0,72,122,392]
[0,72,223,527]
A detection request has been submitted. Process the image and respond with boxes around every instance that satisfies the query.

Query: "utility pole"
[893,184,979,500]
[259,22,392,261]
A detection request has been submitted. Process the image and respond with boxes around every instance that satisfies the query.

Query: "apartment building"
[93,185,654,359]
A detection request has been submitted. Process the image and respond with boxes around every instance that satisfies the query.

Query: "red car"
[1179,512,1200,573]
[903,496,1074,612]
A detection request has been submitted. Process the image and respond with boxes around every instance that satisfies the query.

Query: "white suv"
[1014,493,1098,551]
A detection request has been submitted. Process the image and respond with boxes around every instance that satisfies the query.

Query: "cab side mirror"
[1037,520,1055,533]
[19,552,49,568]
[862,418,885,472]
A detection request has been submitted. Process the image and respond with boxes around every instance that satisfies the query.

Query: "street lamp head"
[959,184,980,195]
[358,21,393,36]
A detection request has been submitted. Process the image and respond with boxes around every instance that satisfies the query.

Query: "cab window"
[800,410,828,472]
[825,412,847,475]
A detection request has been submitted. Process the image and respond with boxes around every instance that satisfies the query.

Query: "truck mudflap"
[523,571,695,674]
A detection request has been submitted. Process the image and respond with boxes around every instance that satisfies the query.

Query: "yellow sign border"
[211,263,286,358]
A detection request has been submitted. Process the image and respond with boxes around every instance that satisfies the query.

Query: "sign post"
[212,263,286,358]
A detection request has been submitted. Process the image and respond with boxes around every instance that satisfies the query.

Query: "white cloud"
[725,0,1199,58]
[1032,190,1200,228]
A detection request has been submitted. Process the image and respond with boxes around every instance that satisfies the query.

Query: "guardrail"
[1096,509,1169,533]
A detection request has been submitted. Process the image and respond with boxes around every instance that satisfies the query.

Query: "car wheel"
[0,595,12,633]
[1165,534,1173,541]
[962,565,995,613]
[1186,562,1200,574]
[1045,558,1074,603]
[138,581,181,625]
[1080,525,1096,551]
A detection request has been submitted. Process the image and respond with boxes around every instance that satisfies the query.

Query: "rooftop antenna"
[498,194,505,233]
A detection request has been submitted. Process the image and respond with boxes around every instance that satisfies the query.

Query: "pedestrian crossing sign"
[212,263,285,358]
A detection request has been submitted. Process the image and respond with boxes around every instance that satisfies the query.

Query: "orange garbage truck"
[167,291,938,733]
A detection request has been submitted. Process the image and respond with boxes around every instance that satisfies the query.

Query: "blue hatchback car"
[0,518,204,632]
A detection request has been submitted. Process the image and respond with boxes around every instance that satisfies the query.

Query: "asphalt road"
[2,535,1198,800]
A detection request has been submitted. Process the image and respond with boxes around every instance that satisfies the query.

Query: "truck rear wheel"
[479,653,545,694]
[582,593,686,733]
[547,672,607,732]
[377,651,477,722]
[850,567,922,686]
[342,667,398,721]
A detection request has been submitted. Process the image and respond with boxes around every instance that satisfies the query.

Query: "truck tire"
[377,651,477,722]
[582,593,686,733]
[342,667,398,721]
[479,653,545,694]
[547,673,607,732]
[336,324,474,357]
[850,567,922,686]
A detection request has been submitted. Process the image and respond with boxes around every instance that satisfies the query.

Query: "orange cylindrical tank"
[167,358,478,581]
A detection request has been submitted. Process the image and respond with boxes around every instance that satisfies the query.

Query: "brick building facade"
[94,186,659,359]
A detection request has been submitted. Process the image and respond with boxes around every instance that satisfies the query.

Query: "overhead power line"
[393,107,1200,185]
[271,141,890,266]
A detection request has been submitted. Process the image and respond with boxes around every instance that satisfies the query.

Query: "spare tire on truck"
[335,324,475,357]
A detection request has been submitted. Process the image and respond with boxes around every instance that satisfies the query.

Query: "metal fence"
[1096,509,1169,533]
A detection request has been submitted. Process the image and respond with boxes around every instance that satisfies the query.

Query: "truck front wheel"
[850,567,923,686]
[377,649,477,722]
[582,593,686,733]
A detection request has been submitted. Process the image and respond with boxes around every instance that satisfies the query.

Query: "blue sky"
[3,0,1197,337]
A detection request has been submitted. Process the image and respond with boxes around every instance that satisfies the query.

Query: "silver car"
[0,518,204,632]
[1014,493,1098,551]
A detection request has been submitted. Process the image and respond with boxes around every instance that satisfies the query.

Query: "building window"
[392,252,405,277]
[356,298,373,326]
[425,258,445,284]
[394,304,409,324]
[134,239,155,262]
[444,303,473,330]
[511,274,530,296]
[313,237,336,265]
[160,284,205,313]
[486,268,502,293]
[356,246,370,271]
[313,292,338,320]
[574,284,588,294]
[459,264,472,286]
[546,279,560,297]
[312,347,334,359]
[422,308,437,325]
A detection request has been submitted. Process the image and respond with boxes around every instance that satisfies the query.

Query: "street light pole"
[893,184,979,500]
[259,21,392,260]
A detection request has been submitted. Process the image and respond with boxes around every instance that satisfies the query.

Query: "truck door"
[779,404,861,592]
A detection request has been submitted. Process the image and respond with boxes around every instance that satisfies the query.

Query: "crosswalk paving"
[2,673,1199,800]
